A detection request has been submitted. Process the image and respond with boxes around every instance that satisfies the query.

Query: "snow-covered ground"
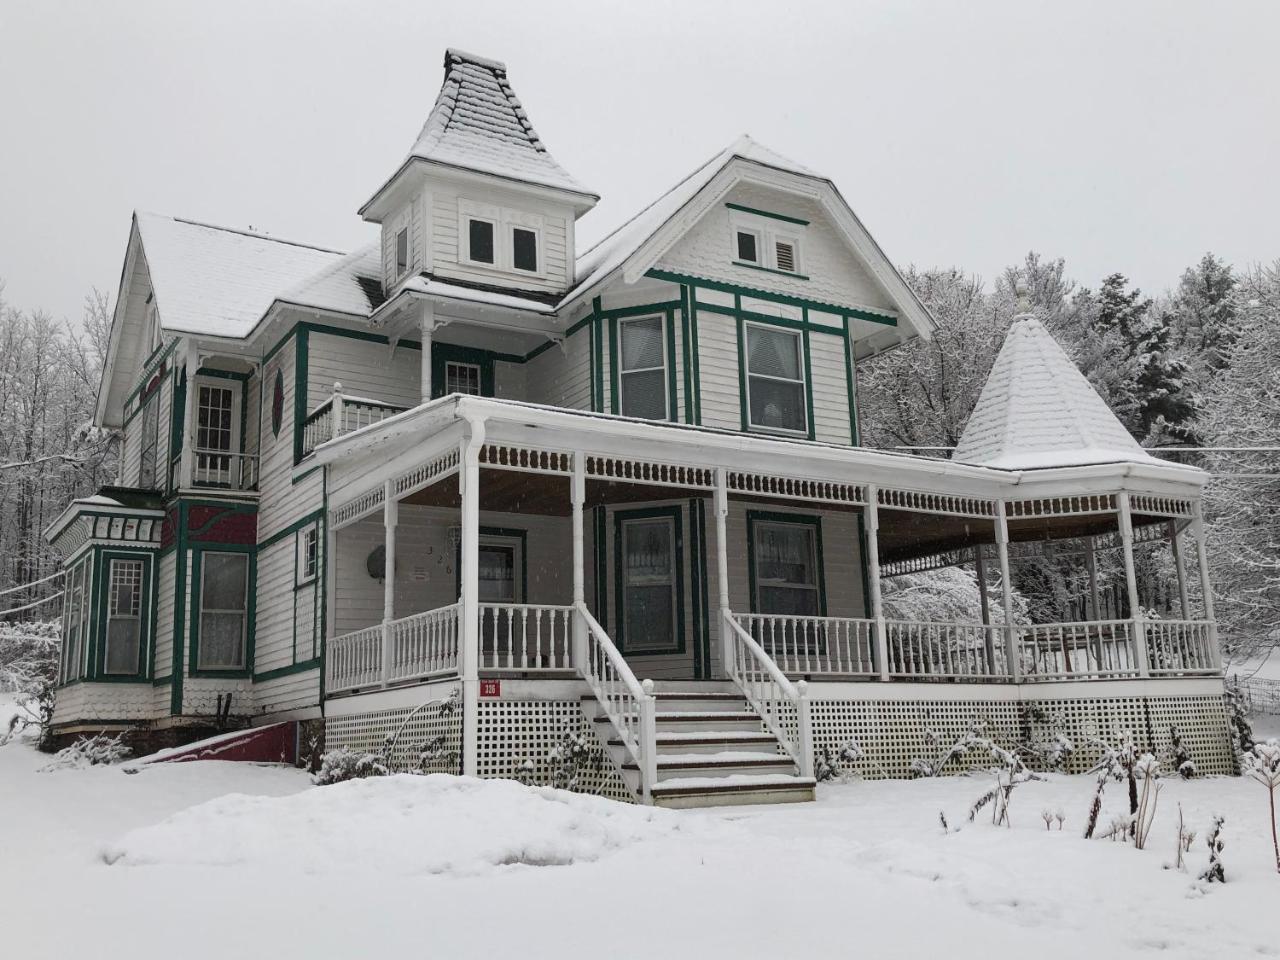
[2,692,1277,960]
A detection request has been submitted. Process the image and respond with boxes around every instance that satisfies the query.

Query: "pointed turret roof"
[403,48,596,202]
[953,313,1158,470]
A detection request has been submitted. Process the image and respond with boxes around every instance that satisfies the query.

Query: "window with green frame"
[614,507,684,655]
[196,552,250,671]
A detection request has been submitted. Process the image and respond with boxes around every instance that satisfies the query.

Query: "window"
[774,238,797,273]
[752,520,821,616]
[297,524,318,586]
[467,218,495,264]
[198,553,249,671]
[620,517,678,652]
[745,324,807,433]
[512,227,538,272]
[445,361,482,396]
[62,561,87,683]
[138,392,159,488]
[104,559,144,675]
[478,539,519,603]
[195,382,236,486]
[395,227,409,277]
[618,316,668,420]
[736,229,760,264]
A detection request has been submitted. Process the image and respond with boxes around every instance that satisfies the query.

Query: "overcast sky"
[1,0,1276,325]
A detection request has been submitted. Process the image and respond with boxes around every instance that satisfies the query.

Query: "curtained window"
[104,559,144,675]
[619,316,668,421]
[198,553,248,670]
[753,520,820,616]
[746,325,806,433]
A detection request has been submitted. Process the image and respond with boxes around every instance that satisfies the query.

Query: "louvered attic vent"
[775,240,796,272]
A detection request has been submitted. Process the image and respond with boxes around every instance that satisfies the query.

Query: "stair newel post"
[796,679,815,779]
[864,484,888,681]
[640,678,657,805]
[331,382,344,442]
[381,480,397,688]
[1117,492,1150,677]
[570,451,587,671]
[714,467,732,678]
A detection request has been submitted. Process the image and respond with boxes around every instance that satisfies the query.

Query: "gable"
[96,223,157,429]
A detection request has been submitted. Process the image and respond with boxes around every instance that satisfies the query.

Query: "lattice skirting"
[809,693,1236,779]
[325,680,463,775]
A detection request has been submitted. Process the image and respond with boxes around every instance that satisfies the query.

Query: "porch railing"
[1145,619,1217,676]
[326,623,384,694]
[192,449,259,491]
[731,612,876,677]
[885,619,1004,679]
[576,602,656,802]
[1017,619,1138,680]
[327,603,461,694]
[479,603,574,671]
[301,386,409,457]
[724,611,815,778]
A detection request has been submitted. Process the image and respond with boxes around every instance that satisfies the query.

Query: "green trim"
[842,316,860,445]
[87,549,155,682]
[592,505,608,621]
[612,505,686,656]
[455,526,529,601]
[802,311,816,442]
[167,367,187,495]
[688,285,703,424]
[196,367,250,383]
[697,299,841,334]
[588,315,598,412]
[292,326,309,465]
[725,202,810,226]
[608,316,619,415]
[856,511,872,620]
[733,261,810,281]
[432,343,497,399]
[745,510,827,617]
[688,498,713,680]
[663,309,679,422]
[679,287,694,424]
[170,502,186,714]
[253,658,321,683]
[259,509,325,551]
[124,338,179,410]
[188,544,256,678]
[647,268,898,327]
[592,298,604,413]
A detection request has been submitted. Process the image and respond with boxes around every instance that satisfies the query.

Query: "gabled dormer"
[359,49,599,300]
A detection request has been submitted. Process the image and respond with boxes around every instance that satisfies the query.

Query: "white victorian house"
[44,49,1232,806]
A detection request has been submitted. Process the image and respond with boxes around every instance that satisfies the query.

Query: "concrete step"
[650,774,817,809]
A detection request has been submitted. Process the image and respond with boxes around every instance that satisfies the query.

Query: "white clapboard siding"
[525,328,591,411]
[494,359,526,400]
[694,309,741,432]
[307,332,421,413]
[808,329,853,444]
[153,551,176,682]
[254,537,300,675]
[253,669,321,716]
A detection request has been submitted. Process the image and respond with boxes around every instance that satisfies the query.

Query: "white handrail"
[724,611,814,778]
[575,602,655,802]
[479,603,574,670]
[732,612,876,676]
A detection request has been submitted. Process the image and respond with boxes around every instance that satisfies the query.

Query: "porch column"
[1191,500,1220,668]
[570,451,587,670]
[179,339,198,489]
[864,483,888,682]
[1084,536,1104,666]
[381,480,397,687]
[714,467,732,677]
[994,500,1019,681]
[459,419,485,776]
[1117,492,1150,677]
[419,302,435,404]
[974,545,995,675]
[1168,519,1191,620]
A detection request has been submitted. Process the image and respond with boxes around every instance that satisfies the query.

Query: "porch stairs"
[584,682,816,808]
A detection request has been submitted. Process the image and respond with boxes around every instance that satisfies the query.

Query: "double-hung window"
[104,558,144,675]
[62,562,87,683]
[467,217,496,265]
[198,553,249,671]
[195,382,236,486]
[618,316,668,420]
[752,520,821,617]
[138,393,160,488]
[620,516,678,652]
[445,361,482,396]
[745,324,807,434]
[296,524,319,586]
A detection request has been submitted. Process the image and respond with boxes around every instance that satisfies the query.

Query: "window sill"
[733,261,809,281]
[746,424,811,439]
[189,669,252,679]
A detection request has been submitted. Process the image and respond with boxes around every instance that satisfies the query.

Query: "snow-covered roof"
[953,314,1159,470]
[136,214,377,338]
[402,49,596,202]
[396,275,557,315]
[567,135,816,304]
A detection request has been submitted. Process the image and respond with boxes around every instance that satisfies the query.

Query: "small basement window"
[468,219,495,265]
[736,229,760,264]
[512,227,538,273]
[395,227,409,277]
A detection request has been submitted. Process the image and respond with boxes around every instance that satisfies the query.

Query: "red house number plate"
[480,679,501,698]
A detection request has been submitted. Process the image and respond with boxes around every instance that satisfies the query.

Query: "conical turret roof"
[953,313,1157,470]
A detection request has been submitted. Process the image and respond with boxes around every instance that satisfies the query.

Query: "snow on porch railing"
[1017,619,1139,680]
[479,603,574,671]
[576,602,657,802]
[302,383,409,457]
[731,612,876,677]
[1145,619,1218,676]
[724,612,814,778]
[884,619,1005,680]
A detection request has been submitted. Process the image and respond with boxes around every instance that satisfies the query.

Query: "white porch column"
[381,480,397,687]
[330,382,344,442]
[974,545,995,675]
[419,302,435,404]
[1084,536,1104,666]
[459,418,485,776]
[1191,500,1220,668]
[570,451,587,671]
[1117,492,1150,677]
[864,483,888,681]
[179,339,198,489]
[714,467,732,677]
[1168,519,1190,620]
[994,500,1019,681]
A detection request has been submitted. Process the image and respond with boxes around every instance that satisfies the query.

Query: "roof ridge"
[163,215,346,255]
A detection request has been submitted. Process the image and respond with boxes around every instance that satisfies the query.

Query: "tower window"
[468,219,495,264]
[395,227,409,276]
[512,227,538,272]
[736,230,760,264]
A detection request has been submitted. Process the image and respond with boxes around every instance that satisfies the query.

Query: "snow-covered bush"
[909,716,986,778]
[1244,740,1280,874]
[1167,725,1196,779]
[1131,754,1161,849]
[0,620,60,749]
[313,747,390,785]
[1024,706,1075,772]
[548,724,604,792]
[40,732,130,770]
[815,738,867,783]
[1084,732,1139,839]
[965,734,1038,827]
[1200,816,1226,883]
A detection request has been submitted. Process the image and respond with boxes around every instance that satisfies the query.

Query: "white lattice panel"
[325,688,463,775]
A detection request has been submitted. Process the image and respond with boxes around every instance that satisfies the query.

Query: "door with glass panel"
[477,535,521,663]
[194,382,239,487]
[619,515,680,655]
[750,518,823,660]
